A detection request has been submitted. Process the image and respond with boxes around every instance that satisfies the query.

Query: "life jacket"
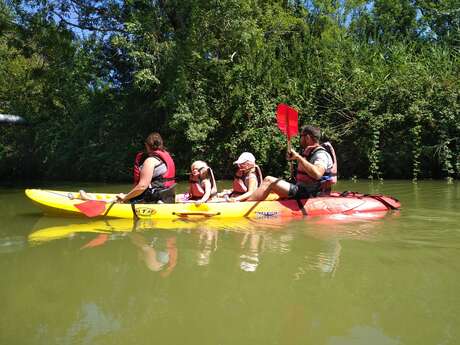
[320,141,337,190]
[133,151,144,186]
[296,142,337,192]
[232,165,263,195]
[133,150,176,188]
[189,168,217,200]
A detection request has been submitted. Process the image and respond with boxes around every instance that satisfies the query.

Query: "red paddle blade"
[276,103,298,139]
[74,200,107,217]
[81,234,109,249]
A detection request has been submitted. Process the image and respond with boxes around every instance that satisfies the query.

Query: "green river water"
[1,180,459,345]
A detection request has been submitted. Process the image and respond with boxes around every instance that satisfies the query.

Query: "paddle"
[80,234,109,249]
[276,103,299,177]
[74,200,116,218]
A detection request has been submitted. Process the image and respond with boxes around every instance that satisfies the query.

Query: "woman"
[116,132,176,204]
[188,160,217,204]
[227,152,263,202]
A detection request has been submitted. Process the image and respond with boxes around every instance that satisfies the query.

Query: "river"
[1,180,459,345]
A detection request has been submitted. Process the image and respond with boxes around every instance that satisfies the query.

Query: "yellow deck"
[25,189,304,219]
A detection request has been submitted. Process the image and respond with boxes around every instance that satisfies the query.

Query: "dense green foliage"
[0,0,459,181]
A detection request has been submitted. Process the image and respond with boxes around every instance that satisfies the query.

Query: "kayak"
[25,189,400,219]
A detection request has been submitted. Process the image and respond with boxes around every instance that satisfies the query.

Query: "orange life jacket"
[189,168,217,200]
[296,142,337,192]
[232,165,263,194]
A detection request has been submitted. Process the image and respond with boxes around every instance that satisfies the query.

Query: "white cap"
[234,152,256,165]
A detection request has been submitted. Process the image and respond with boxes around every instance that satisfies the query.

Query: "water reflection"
[239,232,263,272]
[64,303,121,344]
[328,324,400,345]
[197,229,218,266]
[27,211,393,278]
[294,239,342,278]
[0,235,26,254]
[129,233,178,277]
[4,182,460,345]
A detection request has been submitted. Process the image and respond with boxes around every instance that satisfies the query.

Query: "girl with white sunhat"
[223,152,263,202]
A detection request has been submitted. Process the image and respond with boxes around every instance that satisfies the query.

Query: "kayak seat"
[159,183,177,204]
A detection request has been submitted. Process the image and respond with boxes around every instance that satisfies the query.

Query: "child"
[225,152,263,202]
[188,160,217,204]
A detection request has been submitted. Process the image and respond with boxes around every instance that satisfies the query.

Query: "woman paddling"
[76,132,176,203]
[116,132,176,203]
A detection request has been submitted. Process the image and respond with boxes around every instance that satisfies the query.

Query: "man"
[247,125,335,201]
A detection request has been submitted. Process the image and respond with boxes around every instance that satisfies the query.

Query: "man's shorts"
[288,182,321,199]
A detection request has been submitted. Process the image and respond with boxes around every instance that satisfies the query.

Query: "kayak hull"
[25,189,400,219]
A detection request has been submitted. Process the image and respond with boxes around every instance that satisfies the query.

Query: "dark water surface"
[1,181,459,345]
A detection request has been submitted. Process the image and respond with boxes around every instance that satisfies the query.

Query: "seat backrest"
[158,183,177,204]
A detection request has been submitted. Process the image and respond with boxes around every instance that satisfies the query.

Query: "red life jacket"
[189,179,205,199]
[133,152,144,185]
[189,168,217,200]
[232,165,263,194]
[133,150,176,188]
[296,142,337,191]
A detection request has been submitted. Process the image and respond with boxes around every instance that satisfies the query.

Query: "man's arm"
[289,149,326,180]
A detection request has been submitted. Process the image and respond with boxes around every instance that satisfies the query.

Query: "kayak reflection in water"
[130,233,178,277]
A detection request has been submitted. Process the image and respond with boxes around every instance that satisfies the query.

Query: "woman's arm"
[117,157,158,202]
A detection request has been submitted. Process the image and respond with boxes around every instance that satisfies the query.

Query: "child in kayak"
[188,160,217,204]
[220,152,263,202]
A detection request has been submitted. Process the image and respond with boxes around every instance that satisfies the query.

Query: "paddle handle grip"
[287,138,294,178]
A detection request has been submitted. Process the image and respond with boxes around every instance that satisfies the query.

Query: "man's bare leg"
[247,176,291,201]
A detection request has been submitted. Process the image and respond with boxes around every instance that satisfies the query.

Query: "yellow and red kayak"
[25,189,400,219]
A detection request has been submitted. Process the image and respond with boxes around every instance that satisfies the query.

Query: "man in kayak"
[247,125,335,201]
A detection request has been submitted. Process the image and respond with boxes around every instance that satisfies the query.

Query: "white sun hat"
[234,152,256,165]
